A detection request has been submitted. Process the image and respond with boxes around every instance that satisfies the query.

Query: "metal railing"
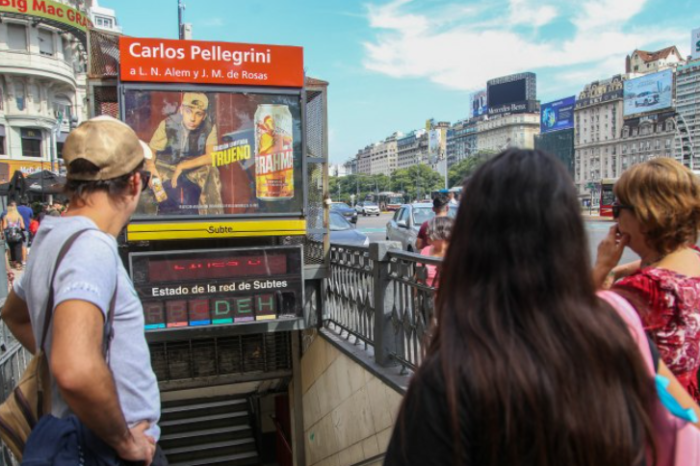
[324,242,440,372]
[0,316,30,466]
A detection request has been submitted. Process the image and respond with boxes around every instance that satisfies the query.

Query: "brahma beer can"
[255,104,294,201]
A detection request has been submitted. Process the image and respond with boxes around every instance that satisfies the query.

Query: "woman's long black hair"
[410,149,655,465]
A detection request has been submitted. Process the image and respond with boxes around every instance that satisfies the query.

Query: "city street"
[354,211,639,265]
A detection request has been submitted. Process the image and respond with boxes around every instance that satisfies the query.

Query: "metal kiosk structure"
[88,31,329,466]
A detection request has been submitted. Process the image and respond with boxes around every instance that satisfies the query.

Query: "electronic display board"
[487,72,537,116]
[488,80,526,107]
[623,69,673,117]
[122,88,303,218]
[540,96,576,134]
[130,246,303,331]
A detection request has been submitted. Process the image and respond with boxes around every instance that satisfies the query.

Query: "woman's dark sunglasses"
[612,202,633,219]
[139,171,152,191]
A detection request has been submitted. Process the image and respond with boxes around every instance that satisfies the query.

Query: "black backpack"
[4,224,22,243]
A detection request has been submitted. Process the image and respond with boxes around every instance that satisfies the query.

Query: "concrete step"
[168,450,259,466]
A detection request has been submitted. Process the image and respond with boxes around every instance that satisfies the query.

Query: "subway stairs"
[160,396,260,466]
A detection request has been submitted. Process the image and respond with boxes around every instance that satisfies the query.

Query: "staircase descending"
[160,397,259,466]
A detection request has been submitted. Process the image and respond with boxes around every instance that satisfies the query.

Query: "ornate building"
[573,75,625,196]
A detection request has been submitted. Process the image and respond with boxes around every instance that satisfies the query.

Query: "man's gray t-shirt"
[14,216,161,439]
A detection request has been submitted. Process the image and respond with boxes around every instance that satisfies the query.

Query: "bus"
[365,191,404,211]
[599,178,618,217]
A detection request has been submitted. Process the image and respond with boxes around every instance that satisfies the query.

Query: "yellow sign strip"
[127,219,306,242]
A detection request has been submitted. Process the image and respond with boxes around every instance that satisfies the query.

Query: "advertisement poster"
[623,69,673,116]
[428,129,442,162]
[123,89,303,217]
[693,28,700,61]
[470,89,488,118]
[540,96,576,134]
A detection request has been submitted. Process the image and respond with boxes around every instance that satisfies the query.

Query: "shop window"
[7,23,27,50]
[21,128,42,158]
[38,29,54,56]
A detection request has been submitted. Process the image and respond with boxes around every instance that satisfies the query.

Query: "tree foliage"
[329,165,445,204]
[447,150,496,187]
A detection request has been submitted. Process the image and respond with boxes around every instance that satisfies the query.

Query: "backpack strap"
[39,229,119,354]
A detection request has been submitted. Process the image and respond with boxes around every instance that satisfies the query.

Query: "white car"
[355,202,381,216]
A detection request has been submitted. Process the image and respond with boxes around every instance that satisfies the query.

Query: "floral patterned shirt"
[616,265,700,401]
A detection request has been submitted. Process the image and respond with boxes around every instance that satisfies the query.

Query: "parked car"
[330,202,358,224]
[329,211,369,246]
[355,201,381,216]
[386,203,457,251]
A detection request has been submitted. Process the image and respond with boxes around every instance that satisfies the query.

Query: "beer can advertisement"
[123,89,303,217]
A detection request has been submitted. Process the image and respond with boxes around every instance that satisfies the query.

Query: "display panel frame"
[129,245,306,340]
[119,82,309,222]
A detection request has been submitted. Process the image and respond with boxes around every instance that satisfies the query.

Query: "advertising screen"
[488,79,526,107]
[428,129,442,162]
[122,88,303,217]
[623,69,673,116]
[470,89,488,118]
[540,96,576,134]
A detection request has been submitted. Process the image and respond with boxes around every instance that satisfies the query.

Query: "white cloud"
[362,0,683,91]
[509,0,558,28]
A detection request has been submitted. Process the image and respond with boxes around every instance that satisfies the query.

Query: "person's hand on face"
[596,225,630,271]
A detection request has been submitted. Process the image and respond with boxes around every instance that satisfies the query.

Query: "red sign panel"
[119,37,304,88]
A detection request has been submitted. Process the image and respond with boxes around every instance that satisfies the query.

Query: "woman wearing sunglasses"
[594,157,700,402]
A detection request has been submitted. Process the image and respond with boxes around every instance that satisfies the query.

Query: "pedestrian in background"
[419,215,453,288]
[2,201,25,270]
[416,196,450,251]
[594,157,700,402]
[17,199,33,264]
[385,149,699,466]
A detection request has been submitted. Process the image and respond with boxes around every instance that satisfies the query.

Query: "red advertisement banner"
[119,37,304,88]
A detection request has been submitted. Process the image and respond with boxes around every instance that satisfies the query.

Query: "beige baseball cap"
[182,93,208,111]
[63,116,152,181]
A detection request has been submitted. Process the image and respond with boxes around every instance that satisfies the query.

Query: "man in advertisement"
[145,92,223,215]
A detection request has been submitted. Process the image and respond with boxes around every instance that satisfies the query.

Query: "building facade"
[0,0,119,183]
[369,133,400,176]
[476,113,539,153]
[626,46,685,75]
[535,129,575,177]
[573,75,625,194]
[343,158,357,175]
[675,59,700,169]
[356,144,372,175]
[396,129,427,171]
[618,111,677,172]
[446,119,478,169]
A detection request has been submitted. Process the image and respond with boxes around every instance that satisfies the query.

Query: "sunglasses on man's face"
[612,202,633,219]
[139,171,152,191]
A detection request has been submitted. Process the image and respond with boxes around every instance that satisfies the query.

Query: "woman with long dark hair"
[384,149,695,466]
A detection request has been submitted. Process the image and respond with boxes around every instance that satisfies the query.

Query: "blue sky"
[102,0,700,164]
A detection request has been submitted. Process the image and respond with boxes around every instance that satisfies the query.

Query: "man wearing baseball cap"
[2,116,165,465]
[145,92,223,215]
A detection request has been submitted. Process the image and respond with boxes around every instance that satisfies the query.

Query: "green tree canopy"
[390,165,443,201]
[448,150,496,187]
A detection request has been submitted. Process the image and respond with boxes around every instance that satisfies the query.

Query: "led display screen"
[130,246,303,331]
